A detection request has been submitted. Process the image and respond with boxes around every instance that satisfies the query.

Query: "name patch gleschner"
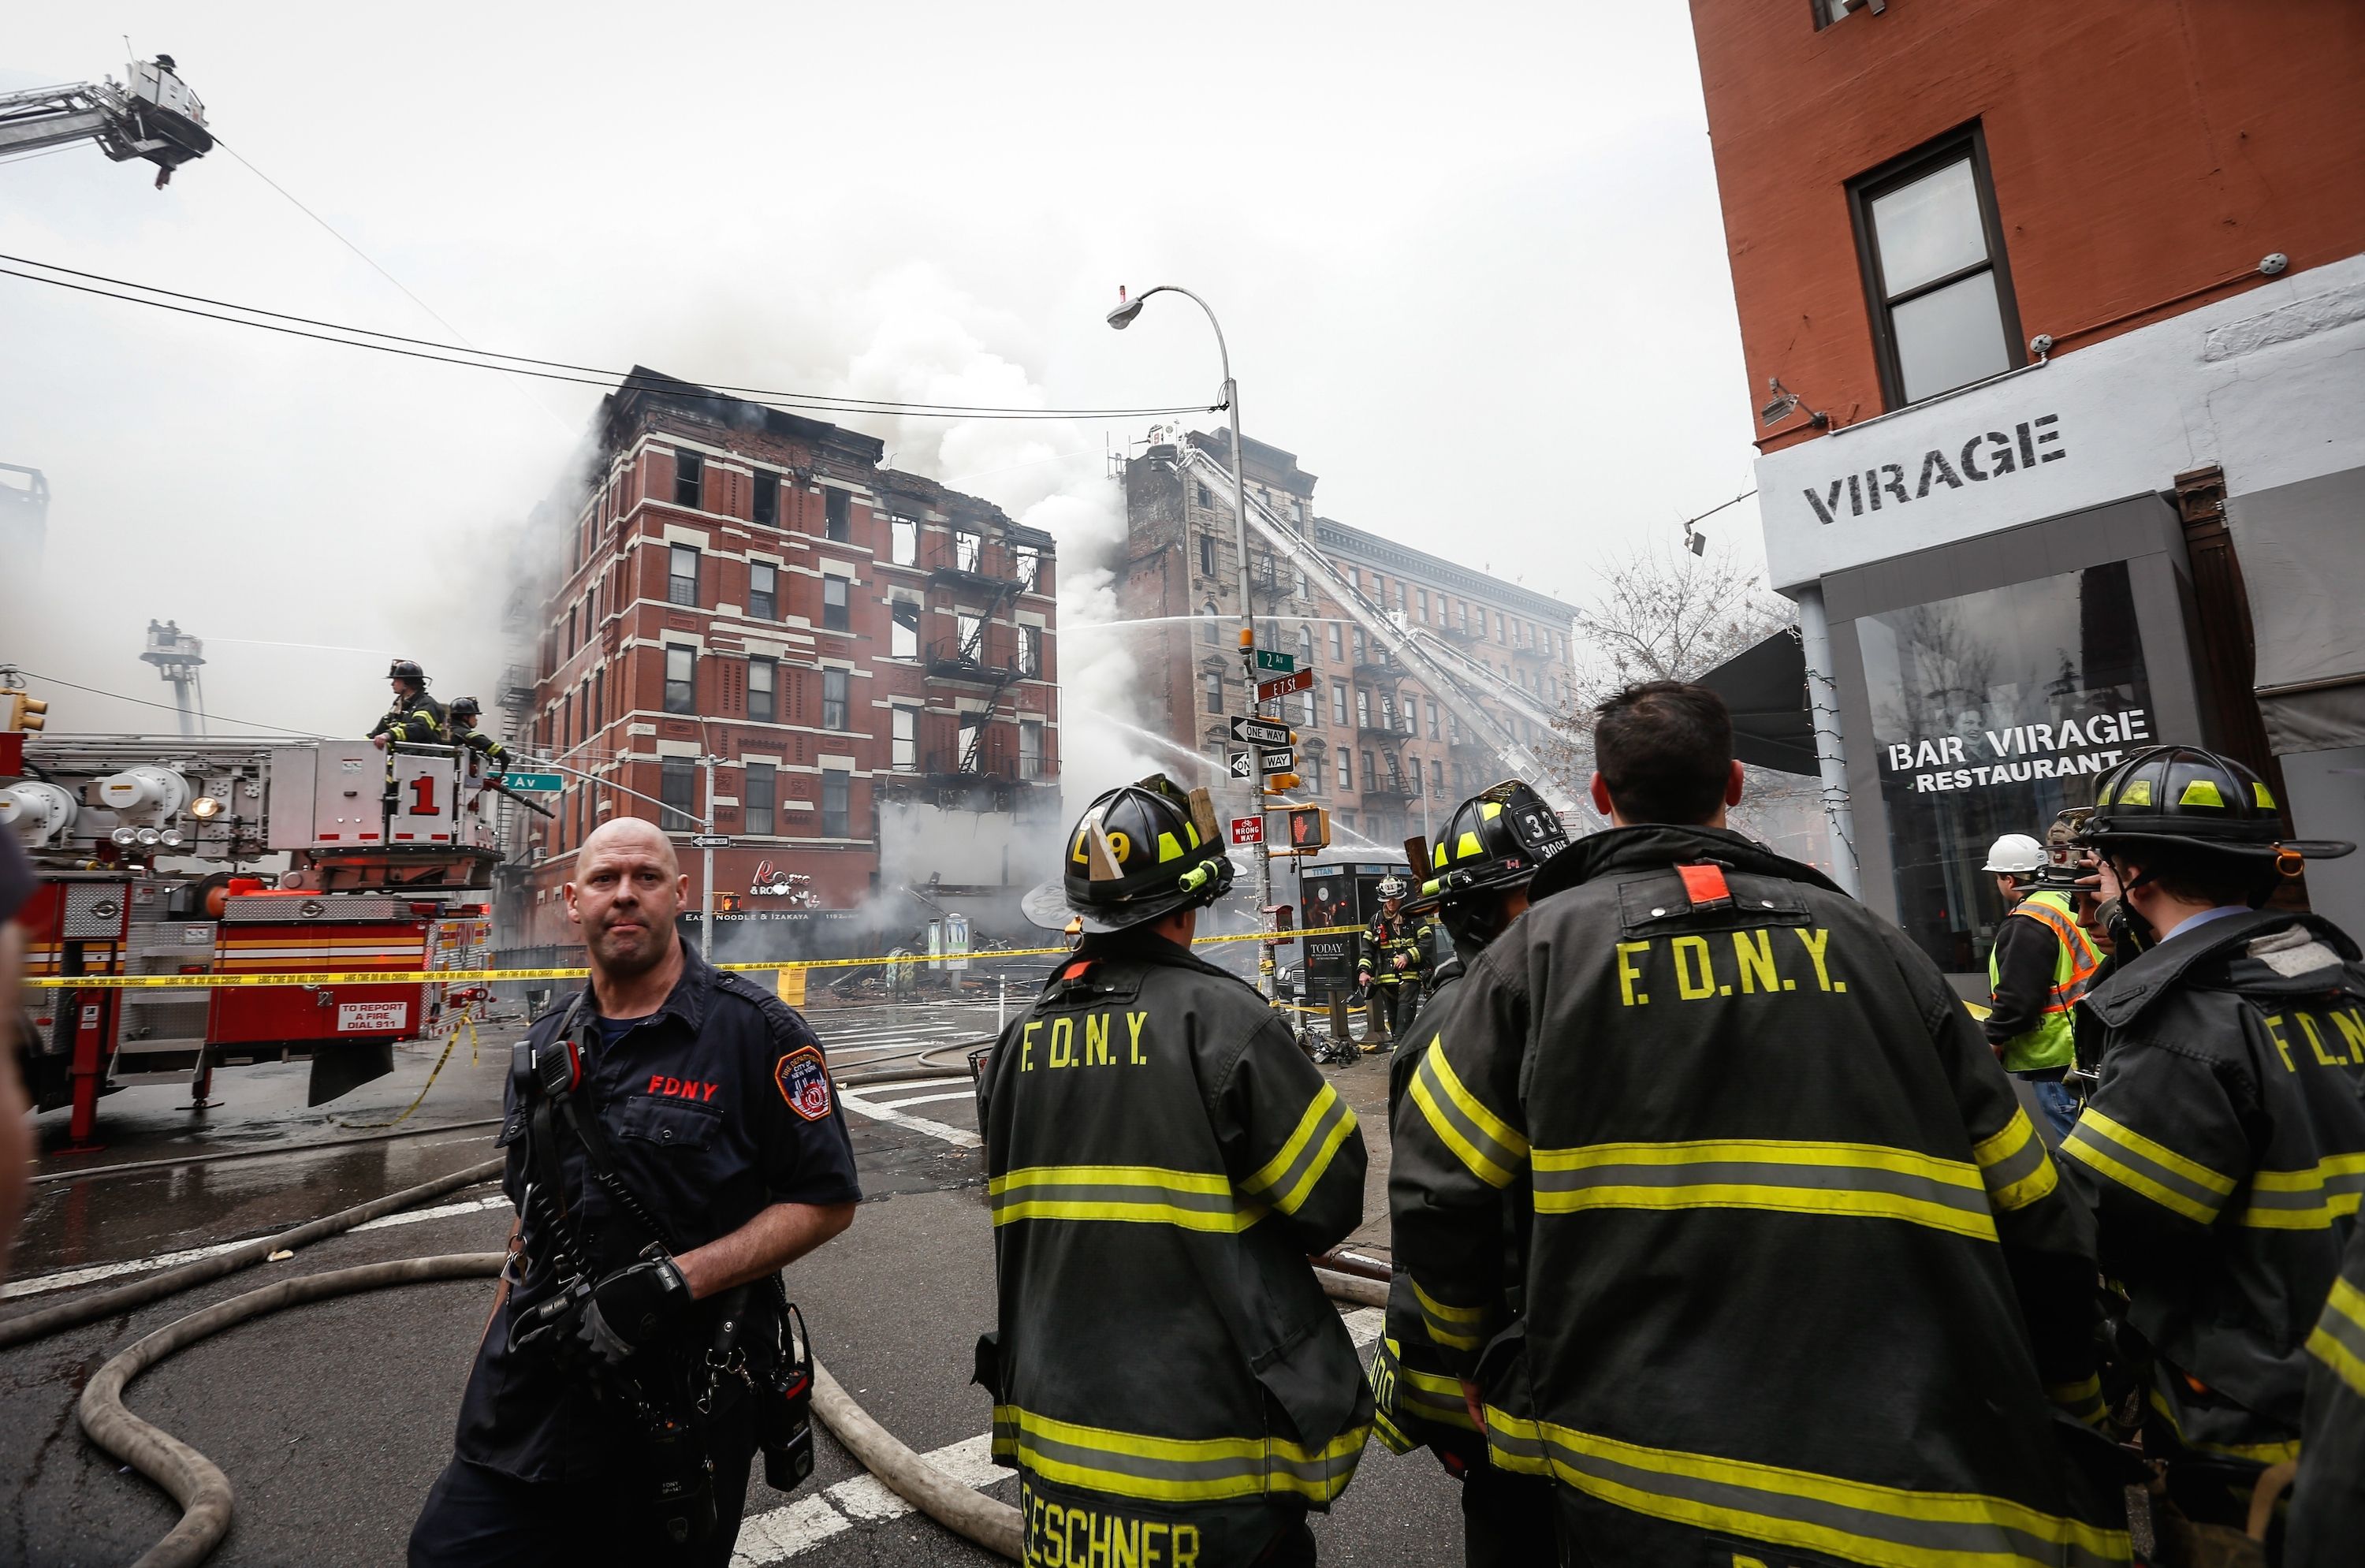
[775,1045,833,1121]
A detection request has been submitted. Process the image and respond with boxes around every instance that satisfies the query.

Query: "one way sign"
[1227,750,1253,780]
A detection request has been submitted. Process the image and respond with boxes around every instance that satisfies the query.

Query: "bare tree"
[1544,542,1820,854]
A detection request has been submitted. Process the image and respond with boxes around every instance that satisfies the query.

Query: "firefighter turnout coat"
[370,689,447,746]
[1391,825,2131,1568]
[2062,908,2365,1463]
[2289,1218,2365,1567]
[1358,911,1427,991]
[978,930,1374,1566]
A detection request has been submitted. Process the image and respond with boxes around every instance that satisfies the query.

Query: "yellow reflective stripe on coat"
[2045,1373,2109,1428]
[1971,1108,2060,1212]
[1238,1082,1357,1216]
[1406,1036,1529,1189]
[988,1165,1262,1232]
[1370,1338,1478,1436]
[2144,1386,2302,1465]
[991,1403,1367,1504]
[2237,1150,2365,1230]
[1409,1276,1488,1352]
[2061,1110,2237,1225]
[1484,1416,2128,1567]
[1530,1138,1998,1242]
[2306,1274,2365,1399]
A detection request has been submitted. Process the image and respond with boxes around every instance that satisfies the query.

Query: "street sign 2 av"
[1253,649,1295,673]
[501,772,565,792]
[1259,748,1296,774]
[1256,668,1313,702]
[1229,715,1291,747]
[1229,815,1264,845]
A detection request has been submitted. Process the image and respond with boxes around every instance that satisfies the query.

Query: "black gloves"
[516,1254,692,1365]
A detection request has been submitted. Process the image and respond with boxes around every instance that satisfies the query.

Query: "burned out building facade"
[505,370,1060,951]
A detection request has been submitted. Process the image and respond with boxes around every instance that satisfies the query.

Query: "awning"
[1696,628,1819,777]
[2235,471,2365,754]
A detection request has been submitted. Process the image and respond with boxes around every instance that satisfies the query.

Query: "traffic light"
[1261,773,1302,794]
[4,692,46,733]
[1285,805,1331,853]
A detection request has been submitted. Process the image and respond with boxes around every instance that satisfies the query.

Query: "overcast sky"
[1,2,1767,747]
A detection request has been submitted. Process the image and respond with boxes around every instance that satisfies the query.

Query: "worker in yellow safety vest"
[1983,831,2101,1138]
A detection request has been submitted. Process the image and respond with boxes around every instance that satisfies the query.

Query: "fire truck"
[2,729,505,1147]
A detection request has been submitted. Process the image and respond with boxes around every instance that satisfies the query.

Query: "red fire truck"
[4,732,505,1147]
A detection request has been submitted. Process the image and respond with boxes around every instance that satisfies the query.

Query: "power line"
[4,668,330,740]
[0,253,1219,423]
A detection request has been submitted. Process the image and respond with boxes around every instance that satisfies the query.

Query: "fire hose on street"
[6,1151,1390,1566]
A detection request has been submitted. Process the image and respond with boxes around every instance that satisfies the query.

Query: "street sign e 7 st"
[1229,715,1291,747]
[1259,747,1296,774]
[1256,668,1314,702]
[1227,750,1253,780]
[501,772,565,792]
[1253,649,1295,673]
[1230,815,1264,845]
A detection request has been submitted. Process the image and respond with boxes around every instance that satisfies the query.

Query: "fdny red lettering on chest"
[646,1074,721,1102]
[775,1044,833,1121]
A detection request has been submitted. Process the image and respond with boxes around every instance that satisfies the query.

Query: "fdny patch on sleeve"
[775,1044,834,1122]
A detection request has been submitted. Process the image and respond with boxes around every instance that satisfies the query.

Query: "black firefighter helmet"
[388,657,428,686]
[1022,774,1237,934]
[2080,744,2352,875]
[449,695,482,723]
[1411,779,1569,918]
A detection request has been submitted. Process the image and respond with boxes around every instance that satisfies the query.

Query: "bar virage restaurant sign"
[1804,414,2067,525]
[1886,706,2151,795]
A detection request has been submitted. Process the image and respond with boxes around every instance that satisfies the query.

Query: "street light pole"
[1108,285,1279,1003]
[700,753,720,958]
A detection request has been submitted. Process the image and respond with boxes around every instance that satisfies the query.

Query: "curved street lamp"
[1105,284,1276,1000]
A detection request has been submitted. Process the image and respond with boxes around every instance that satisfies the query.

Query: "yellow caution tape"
[25,924,1372,990]
[331,1011,481,1130]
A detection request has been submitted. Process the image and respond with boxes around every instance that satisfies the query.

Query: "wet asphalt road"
[1,1011,1453,1568]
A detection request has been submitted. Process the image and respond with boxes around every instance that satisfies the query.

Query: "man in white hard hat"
[1983,831,2099,1138]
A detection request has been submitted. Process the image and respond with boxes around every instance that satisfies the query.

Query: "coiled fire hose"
[12,1147,1391,1566]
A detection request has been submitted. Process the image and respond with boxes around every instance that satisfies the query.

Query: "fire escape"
[922,523,1050,780]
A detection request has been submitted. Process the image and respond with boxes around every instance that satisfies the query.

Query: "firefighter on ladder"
[371,658,447,750]
[446,696,510,775]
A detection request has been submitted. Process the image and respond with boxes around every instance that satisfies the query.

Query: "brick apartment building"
[1122,429,1576,853]
[502,369,1060,950]
[1689,0,2365,970]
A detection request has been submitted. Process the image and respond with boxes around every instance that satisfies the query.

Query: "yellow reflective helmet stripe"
[1480,801,1502,820]
[2180,778,2225,807]
[2118,779,2153,806]
[1432,841,1447,870]
[2254,781,2277,810]
[1456,831,1484,860]
[1157,831,1183,862]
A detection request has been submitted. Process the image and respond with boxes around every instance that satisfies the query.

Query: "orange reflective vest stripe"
[1989,889,2099,1072]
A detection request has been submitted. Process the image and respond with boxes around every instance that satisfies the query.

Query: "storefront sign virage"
[1802,414,2067,526]
[1886,707,2151,794]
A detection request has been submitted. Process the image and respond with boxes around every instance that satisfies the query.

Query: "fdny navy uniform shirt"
[455,943,861,1483]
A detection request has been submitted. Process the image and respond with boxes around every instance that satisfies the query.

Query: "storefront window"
[1857,561,2152,972]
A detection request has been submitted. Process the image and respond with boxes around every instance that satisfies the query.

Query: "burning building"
[501,369,1060,954]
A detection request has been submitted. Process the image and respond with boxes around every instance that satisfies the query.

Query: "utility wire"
[0,254,1219,423]
[5,669,331,740]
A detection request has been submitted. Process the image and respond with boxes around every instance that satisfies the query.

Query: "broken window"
[1019,721,1044,780]
[1019,624,1043,677]
[825,489,851,541]
[891,515,918,566]
[823,575,850,632]
[661,758,696,831]
[748,657,776,723]
[673,450,703,509]
[749,562,777,620]
[664,646,695,714]
[1195,482,1212,509]
[1014,545,1041,590]
[744,762,776,836]
[891,599,920,661]
[669,546,700,607]
[753,469,779,527]
[821,768,850,838]
[892,708,918,772]
[956,612,983,661]
[822,669,848,731]
[1356,689,1371,728]
[956,528,983,574]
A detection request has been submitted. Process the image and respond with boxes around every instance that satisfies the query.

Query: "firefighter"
[2060,744,2365,1547]
[2288,1220,2365,1567]
[1391,681,2128,1565]
[1356,874,1427,1050]
[371,657,447,749]
[1369,780,1564,1566]
[985,775,1372,1566]
[1983,830,2102,1138]
[447,696,509,774]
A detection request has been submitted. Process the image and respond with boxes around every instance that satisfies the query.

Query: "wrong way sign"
[1230,815,1264,845]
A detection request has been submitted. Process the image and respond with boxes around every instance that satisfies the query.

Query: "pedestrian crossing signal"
[1285,806,1331,853]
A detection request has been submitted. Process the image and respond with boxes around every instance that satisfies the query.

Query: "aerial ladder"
[1176,442,1602,826]
[0,55,211,185]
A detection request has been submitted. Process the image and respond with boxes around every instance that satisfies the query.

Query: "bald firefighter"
[1369,780,1565,1566]
[1391,682,2128,1566]
[981,776,1372,1566]
[2060,745,2365,1553]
